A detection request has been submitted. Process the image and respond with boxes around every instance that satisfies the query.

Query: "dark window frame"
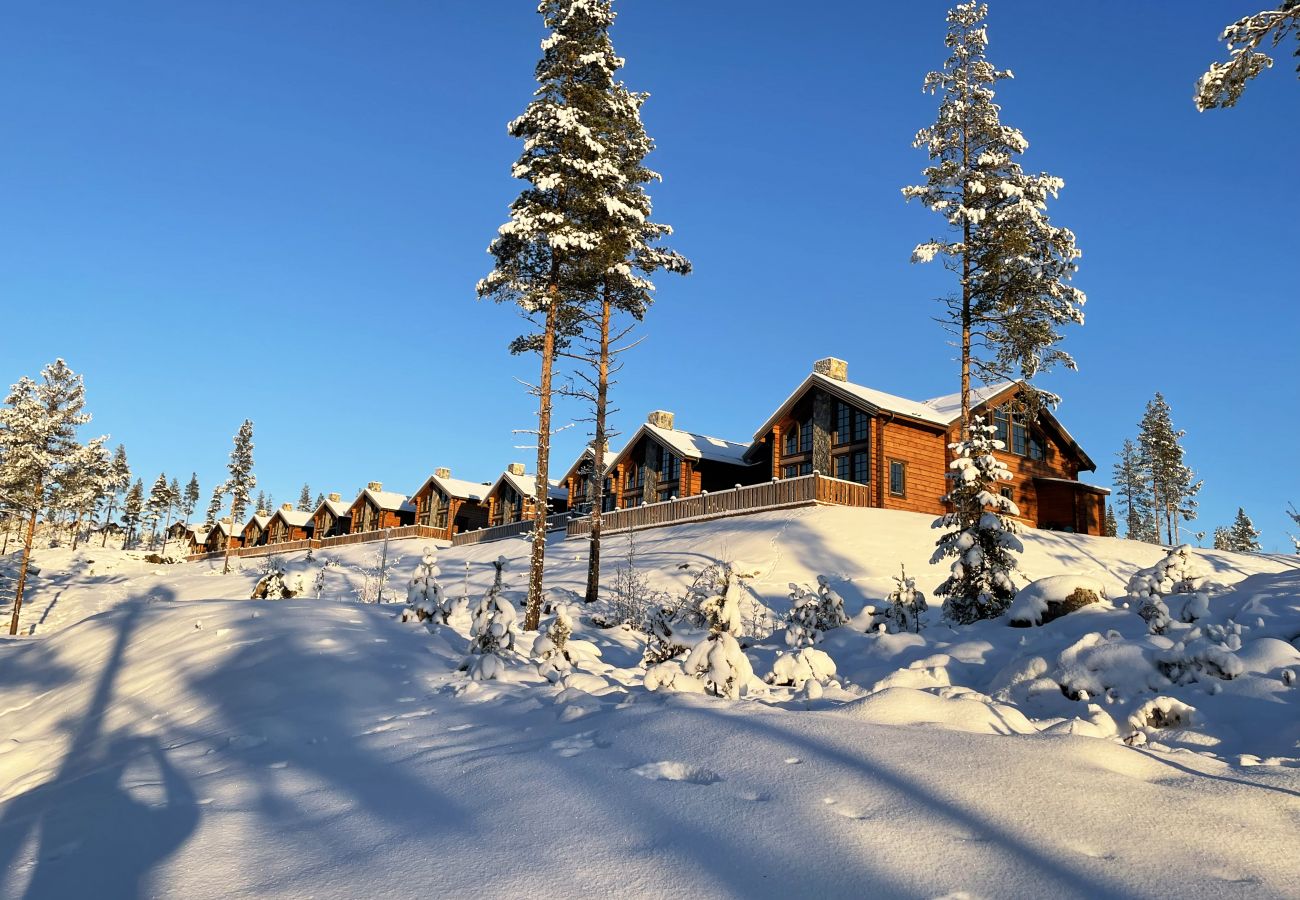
[889,459,907,497]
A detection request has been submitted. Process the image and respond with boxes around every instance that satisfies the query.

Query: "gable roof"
[412,472,489,503]
[350,488,415,514]
[243,514,271,533]
[312,496,352,519]
[606,422,754,474]
[559,446,598,486]
[268,507,313,529]
[485,470,567,503]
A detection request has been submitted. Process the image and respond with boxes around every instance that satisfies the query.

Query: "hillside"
[2,507,1299,898]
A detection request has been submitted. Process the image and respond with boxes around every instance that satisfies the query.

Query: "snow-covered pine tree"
[682,567,754,699]
[221,419,256,574]
[903,2,1085,432]
[182,473,200,526]
[532,603,576,681]
[205,484,223,527]
[1196,2,1300,110]
[405,546,445,623]
[1222,507,1262,552]
[63,437,112,550]
[254,490,267,516]
[1212,526,1233,551]
[478,0,647,631]
[1104,505,1118,537]
[121,479,144,550]
[314,491,324,509]
[784,583,824,648]
[1138,393,1202,545]
[1112,438,1157,543]
[298,483,313,512]
[145,473,170,550]
[886,564,929,633]
[932,416,1024,624]
[98,443,131,547]
[465,556,518,680]
[0,359,97,634]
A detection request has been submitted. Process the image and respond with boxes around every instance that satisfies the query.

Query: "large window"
[783,424,799,456]
[993,408,1045,459]
[889,459,907,497]
[833,401,870,446]
[661,448,681,488]
[799,418,812,453]
[833,450,870,484]
[782,462,813,479]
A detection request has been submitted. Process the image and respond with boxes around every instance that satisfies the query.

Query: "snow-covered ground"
[2,507,1299,898]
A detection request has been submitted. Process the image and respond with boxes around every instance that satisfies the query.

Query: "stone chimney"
[507,462,526,476]
[328,492,341,502]
[647,410,675,430]
[435,467,452,480]
[281,503,293,512]
[813,357,848,382]
[367,481,383,492]
[220,516,232,524]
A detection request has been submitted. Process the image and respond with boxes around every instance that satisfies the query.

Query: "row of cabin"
[189,356,1108,556]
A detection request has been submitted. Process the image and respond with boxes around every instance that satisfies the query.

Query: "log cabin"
[559,446,600,517]
[185,524,209,556]
[347,482,416,534]
[747,358,1108,535]
[484,463,569,527]
[409,468,490,539]
[241,511,271,548]
[310,493,352,539]
[202,518,242,553]
[266,504,314,544]
[604,411,758,510]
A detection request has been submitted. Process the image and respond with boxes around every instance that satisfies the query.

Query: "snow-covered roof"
[1033,476,1110,495]
[269,508,313,528]
[559,447,598,485]
[413,472,489,503]
[244,514,271,532]
[606,423,753,474]
[921,383,1017,423]
[313,497,351,518]
[486,470,567,502]
[351,489,415,513]
[209,521,236,538]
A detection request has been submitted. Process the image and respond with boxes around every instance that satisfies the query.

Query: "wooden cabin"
[311,492,352,539]
[747,357,1108,535]
[409,468,490,539]
[202,519,242,554]
[347,482,416,534]
[241,511,271,548]
[604,411,758,510]
[166,521,192,542]
[186,524,209,556]
[484,463,569,527]
[559,445,606,517]
[266,504,314,544]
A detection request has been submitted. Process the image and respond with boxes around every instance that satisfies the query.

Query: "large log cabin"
[241,511,271,549]
[310,493,352,539]
[266,504,314,544]
[747,358,1108,535]
[409,468,490,539]
[559,446,600,517]
[185,524,209,556]
[202,519,241,553]
[347,483,415,534]
[484,463,569,527]
[604,411,757,510]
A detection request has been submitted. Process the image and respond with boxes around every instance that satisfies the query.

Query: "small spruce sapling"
[532,603,575,682]
[886,564,929,633]
[682,567,754,699]
[404,546,445,623]
[465,556,518,681]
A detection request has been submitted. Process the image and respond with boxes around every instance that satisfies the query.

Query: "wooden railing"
[185,525,449,561]
[565,472,873,539]
[451,512,573,547]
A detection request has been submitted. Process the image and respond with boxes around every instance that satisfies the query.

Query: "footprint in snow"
[361,722,403,736]
[784,757,802,765]
[737,790,771,802]
[550,731,611,757]
[630,761,721,785]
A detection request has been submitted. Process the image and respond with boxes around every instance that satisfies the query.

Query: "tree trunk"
[584,289,613,605]
[8,488,40,636]
[101,497,116,547]
[222,525,234,575]
[159,507,173,559]
[526,294,561,632]
[71,507,86,551]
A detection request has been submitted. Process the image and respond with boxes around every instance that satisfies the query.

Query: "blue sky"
[2,1,1296,549]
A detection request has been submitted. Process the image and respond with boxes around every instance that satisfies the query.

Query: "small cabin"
[605,411,758,510]
[165,521,192,542]
[241,511,271,548]
[311,492,352,539]
[559,445,604,517]
[410,468,490,539]
[484,463,569,527]
[748,357,1107,535]
[347,482,416,534]
[186,524,209,555]
[203,519,242,554]
[266,504,314,544]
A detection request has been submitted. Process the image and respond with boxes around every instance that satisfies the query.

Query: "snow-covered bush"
[784,575,849,647]
[1155,624,1244,684]
[403,547,445,623]
[250,559,306,599]
[464,557,518,681]
[884,564,928,633]
[767,647,837,691]
[532,604,575,682]
[681,571,754,699]
[1129,696,1196,732]
[639,560,742,666]
[1008,575,1105,627]
[932,418,1024,624]
[1126,545,1211,635]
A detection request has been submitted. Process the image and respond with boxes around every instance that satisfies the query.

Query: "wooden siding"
[880,416,948,515]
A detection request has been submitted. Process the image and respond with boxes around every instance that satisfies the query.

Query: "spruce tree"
[221,419,256,574]
[205,484,223,527]
[932,416,1024,624]
[182,473,200,525]
[1138,393,1202,545]
[1196,2,1300,110]
[298,483,313,512]
[0,359,97,634]
[315,491,324,509]
[478,0,634,630]
[1112,438,1157,543]
[146,473,170,549]
[121,479,144,550]
[903,2,1085,431]
[254,490,267,516]
[100,443,131,547]
[1223,507,1262,552]
[1104,505,1118,537]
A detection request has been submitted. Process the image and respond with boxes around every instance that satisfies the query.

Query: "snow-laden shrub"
[1126,545,1211,635]
[250,560,306,599]
[767,647,837,690]
[640,561,743,667]
[1008,575,1105,627]
[884,564,928,633]
[644,661,706,694]
[681,574,754,699]
[403,547,445,623]
[1129,696,1196,731]
[1055,632,1168,701]
[1155,623,1244,684]
[532,604,575,682]
[933,418,1024,624]
[784,576,849,647]
[464,557,517,681]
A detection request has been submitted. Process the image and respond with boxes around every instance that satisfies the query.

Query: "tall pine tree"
[121,479,144,550]
[903,2,1085,431]
[298,483,313,512]
[99,444,130,547]
[1112,438,1157,543]
[1138,393,1201,545]
[182,472,200,526]
[221,419,256,574]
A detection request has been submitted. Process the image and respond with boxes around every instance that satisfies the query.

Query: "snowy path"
[3,599,1298,899]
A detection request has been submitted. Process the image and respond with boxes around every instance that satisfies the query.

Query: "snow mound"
[835,687,1037,735]
[1008,575,1107,626]
[629,761,721,784]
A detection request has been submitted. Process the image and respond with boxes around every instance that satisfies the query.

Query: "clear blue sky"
[2,1,1296,549]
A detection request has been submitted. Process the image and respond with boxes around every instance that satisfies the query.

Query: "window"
[889,460,906,497]
[783,424,799,456]
[783,462,812,479]
[993,407,1032,457]
[1000,487,1013,501]
[835,403,851,445]
[834,454,850,480]
[658,487,674,502]
[852,450,870,484]
[1028,436,1045,461]
[853,410,870,443]
[662,451,681,487]
[799,418,812,453]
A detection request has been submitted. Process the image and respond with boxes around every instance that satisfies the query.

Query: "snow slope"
[2,507,1299,898]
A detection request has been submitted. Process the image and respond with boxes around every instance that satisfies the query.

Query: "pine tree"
[1104,505,1118,537]
[254,490,267,516]
[99,443,131,547]
[182,473,200,525]
[205,484,223,527]
[465,556,518,681]
[903,2,1085,431]
[145,473,170,549]
[478,0,641,630]
[62,438,112,550]
[1138,393,1202,545]
[121,479,144,550]
[221,419,256,574]
[1218,507,1262,552]
[1196,2,1300,110]
[0,359,97,634]
[315,491,325,509]
[1112,438,1157,543]
[932,416,1024,624]
[298,483,313,512]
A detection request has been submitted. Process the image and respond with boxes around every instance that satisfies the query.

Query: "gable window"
[889,459,907,497]
[799,418,812,454]
[662,450,681,487]
[834,454,850,480]
[833,402,871,447]
[852,450,870,484]
[783,424,799,456]
[993,408,1038,458]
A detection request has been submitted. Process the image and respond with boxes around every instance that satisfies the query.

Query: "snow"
[1008,574,1108,626]
[2,506,1299,897]
[605,422,751,471]
[268,508,312,529]
[413,472,489,503]
[488,470,568,503]
[354,488,415,513]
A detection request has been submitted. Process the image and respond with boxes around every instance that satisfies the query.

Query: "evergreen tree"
[254,490,267,515]
[1138,393,1202,545]
[145,473,170,549]
[1218,507,1262,552]
[121,479,144,549]
[182,473,200,525]
[61,437,112,550]
[221,419,256,574]
[1112,438,1157,543]
[478,0,640,629]
[99,443,131,547]
[205,484,223,527]
[903,2,1085,431]
[1103,504,1118,537]
[0,359,97,634]
[465,557,518,680]
[315,491,325,509]
[932,416,1024,624]
[298,483,313,512]
[1196,2,1300,110]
